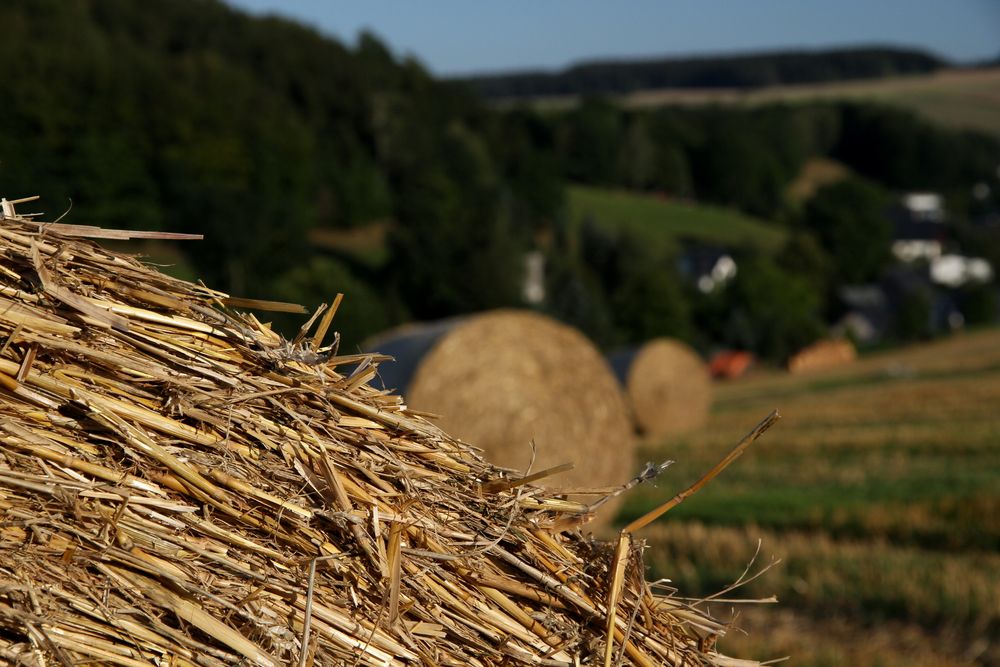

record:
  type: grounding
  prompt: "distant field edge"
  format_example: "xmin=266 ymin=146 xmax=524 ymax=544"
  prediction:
xmin=503 ymin=67 xmax=1000 ymax=138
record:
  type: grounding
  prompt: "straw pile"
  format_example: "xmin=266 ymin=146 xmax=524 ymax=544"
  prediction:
xmin=610 ymin=340 xmax=711 ymax=438
xmin=0 ymin=201 xmax=766 ymax=665
xmin=787 ymin=339 xmax=857 ymax=374
xmin=370 ymin=311 xmax=636 ymax=525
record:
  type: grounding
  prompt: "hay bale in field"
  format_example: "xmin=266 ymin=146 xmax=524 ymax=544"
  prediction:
xmin=0 ymin=200 xmax=762 ymax=666
xmin=610 ymin=339 xmax=711 ymax=437
xmin=788 ymin=338 xmax=857 ymax=374
xmin=367 ymin=311 xmax=636 ymax=523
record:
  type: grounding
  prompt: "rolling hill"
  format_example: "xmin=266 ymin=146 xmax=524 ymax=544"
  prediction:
xmin=567 ymin=185 xmax=787 ymax=253
xmin=514 ymin=66 xmax=1000 ymax=139
xmin=624 ymin=66 xmax=1000 ymax=139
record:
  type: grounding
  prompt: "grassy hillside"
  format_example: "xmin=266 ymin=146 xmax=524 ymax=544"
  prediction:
xmin=303 ymin=188 xmax=788 ymax=272
xmin=567 ymin=185 xmax=787 ymax=253
xmin=616 ymin=328 xmax=1000 ymax=665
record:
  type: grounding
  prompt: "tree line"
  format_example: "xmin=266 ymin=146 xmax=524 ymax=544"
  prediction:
xmin=521 ymin=98 xmax=1000 ymax=355
xmin=457 ymin=47 xmax=946 ymax=100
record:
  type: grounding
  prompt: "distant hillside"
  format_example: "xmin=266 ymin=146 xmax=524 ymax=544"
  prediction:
xmin=458 ymin=47 xmax=947 ymax=100
xmin=620 ymin=66 xmax=1000 ymax=139
xmin=567 ymin=186 xmax=787 ymax=254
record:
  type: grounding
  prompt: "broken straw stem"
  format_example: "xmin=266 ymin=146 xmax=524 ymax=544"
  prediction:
xmin=311 ymin=292 xmax=343 ymax=351
xmin=298 ymin=554 xmax=341 ymax=667
xmin=480 ymin=462 xmax=574 ymax=494
xmin=621 ymin=410 xmax=780 ymax=534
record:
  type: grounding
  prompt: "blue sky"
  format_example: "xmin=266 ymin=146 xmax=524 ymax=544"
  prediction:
xmin=226 ymin=1 xmax=1000 ymax=76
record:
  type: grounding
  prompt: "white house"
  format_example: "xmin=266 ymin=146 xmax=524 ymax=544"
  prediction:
xmin=679 ymin=246 xmax=738 ymax=294
xmin=930 ymin=254 xmax=994 ymax=288
xmin=890 ymin=192 xmax=946 ymax=263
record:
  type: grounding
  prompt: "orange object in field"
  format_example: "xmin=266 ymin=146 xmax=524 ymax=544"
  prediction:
xmin=709 ymin=350 xmax=753 ymax=379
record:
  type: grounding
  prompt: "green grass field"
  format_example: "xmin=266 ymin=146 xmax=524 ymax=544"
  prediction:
xmin=566 ymin=185 xmax=787 ymax=253
xmin=616 ymin=328 xmax=1000 ymax=665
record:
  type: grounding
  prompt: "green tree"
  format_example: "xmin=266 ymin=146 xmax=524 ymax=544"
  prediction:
xmin=648 ymin=111 xmax=698 ymax=197
xmin=958 ymin=283 xmax=998 ymax=326
xmin=692 ymin=117 xmax=786 ymax=217
xmin=271 ymin=256 xmax=389 ymax=350
xmin=576 ymin=221 xmax=693 ymax=346
xmin=611 ymin=258 xmax=693 ymax=344
xmin=542 ymin=251 xmax=616 ymax=347
xmin=893 ymin=286 xmax=933 ymax=342
xmin=385 ymin=119 xmax=528 ymax=318
xmin=777 ymin=231 xmax=834 ymax=298
xmin=558 ymin=98 xmax=623 ymax=184
xmin=489 ymin=109 xmax=565 ymax=231
xmin=654 ymin=145 xmax=694 ymax=198
xmin=617 ymin=116 xmax=658 ymax=191
xmin=804 ymin=178 xmax=891 ymax=285
xmin=699 ymin=257 xmax=825 ymax=362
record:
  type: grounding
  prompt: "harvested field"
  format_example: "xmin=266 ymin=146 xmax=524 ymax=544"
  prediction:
xmin=0 ymin=201 xmax=773 ymax=665
xmin=622 ymin=328 xmax=1000 ymax=665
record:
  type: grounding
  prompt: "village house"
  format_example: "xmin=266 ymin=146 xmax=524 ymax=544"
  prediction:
xmin=678 ymin=245 xmax=738 ymax=293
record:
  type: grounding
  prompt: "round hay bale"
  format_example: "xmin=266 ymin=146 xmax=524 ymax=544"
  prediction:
xmin=368 ymin=310 xmax=636 ymax=523
xmin=788 ymin=338 xmax=857 ymax=374
xmin=610 ymin=339 xmax=711 ymax=437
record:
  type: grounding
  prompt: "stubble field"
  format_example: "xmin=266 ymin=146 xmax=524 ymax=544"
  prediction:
xmin=617 ymin=328 xmax=1000 ymax=665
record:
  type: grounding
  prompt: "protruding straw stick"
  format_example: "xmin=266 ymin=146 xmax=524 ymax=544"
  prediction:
xmin=603 ymin=532 xmax=631 ymax=667
xmin=621 ymin=410 xmax=780 ymax=534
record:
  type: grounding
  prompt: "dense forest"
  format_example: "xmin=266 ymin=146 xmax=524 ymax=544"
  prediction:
xmin=1 ymin=0 xmax=998 ymax=361
xmin=457 ymin=47 xmax=947 ymax=100
xmin=0 ymin=0 xmax=552 ymax=346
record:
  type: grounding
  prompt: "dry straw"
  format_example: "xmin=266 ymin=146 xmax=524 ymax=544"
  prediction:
xmin=611 ymin=339 xmax=712 ymax=437
xmin=371 ymin=311 xmax=636 ymax=527
xmin=0 ymin=198 xmax=772 ymax=665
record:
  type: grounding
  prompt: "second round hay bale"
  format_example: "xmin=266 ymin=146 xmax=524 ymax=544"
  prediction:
xmin=610 ymin=338 xmax=711 ymax=437
xmin=373 ymin=310 xmax=636 ymax=521
xmin=788 ymin=338 xmax=857 ymax=373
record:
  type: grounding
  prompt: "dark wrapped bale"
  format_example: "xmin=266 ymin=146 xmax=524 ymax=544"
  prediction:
xmin=363 ymin=319 xmax=459 ymax=395
xmin=611 ymin=339 xmax=711 ymax=437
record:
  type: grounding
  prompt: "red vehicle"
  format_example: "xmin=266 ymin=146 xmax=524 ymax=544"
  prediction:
xmin=709 ymin=350 xmax=753 ymax=380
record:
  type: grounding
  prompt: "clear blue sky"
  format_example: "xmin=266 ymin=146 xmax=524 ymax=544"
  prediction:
xmin=225 ymin=0 xmax=999 ymax=76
